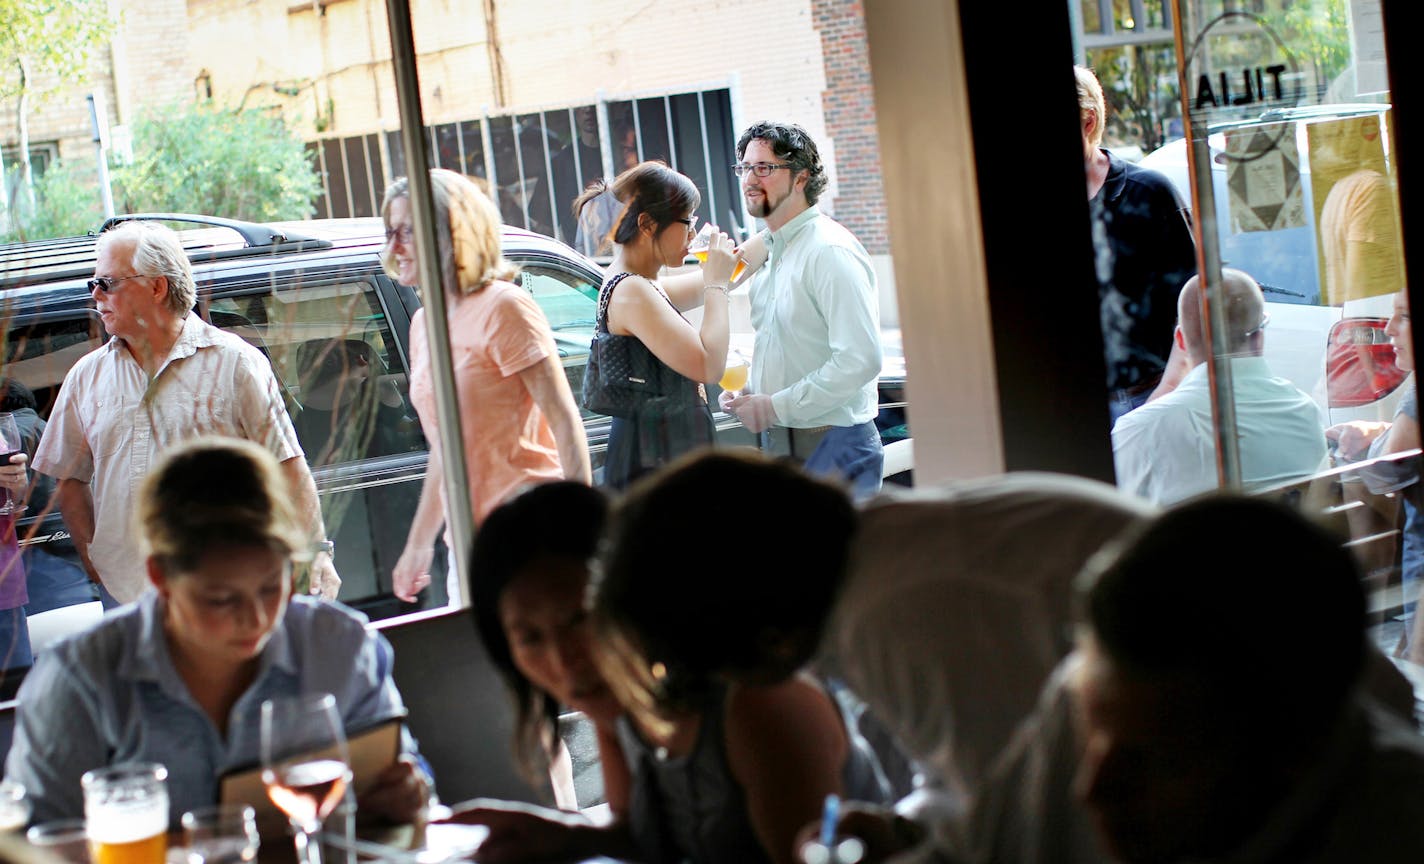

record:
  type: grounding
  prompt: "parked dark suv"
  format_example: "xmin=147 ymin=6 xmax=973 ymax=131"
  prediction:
xmin=1 ymin=214 xmax=910 ymax=653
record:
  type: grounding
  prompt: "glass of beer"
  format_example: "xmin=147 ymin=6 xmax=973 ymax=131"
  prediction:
xmin=688 ymin=224 xmax=747 ymax=283
xmin=719 ymin=350 xmax=750 ymax=394
xmin=81 ymin=763 xmax=169 ymax=864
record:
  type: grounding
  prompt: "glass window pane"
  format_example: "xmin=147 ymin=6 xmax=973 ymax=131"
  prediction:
xmin=516 ymin=112 xmax=557 ymax=239
xmin=458 ymin=120 xmax=486 ymax=179
xmin=1082 ymin=0 xmax=1103 ymax=33
xmin=433 ymin=122 xmax=460 ymax=173
xmin=321 ymin=139 xmax=349 ymax=218
xmin=488 ymin=116 xmax=523 ymax=229
xmin=634 ymin=98 xmax=672 ymax=166
xmin=343 ymin=136 xmax=374 ymax=218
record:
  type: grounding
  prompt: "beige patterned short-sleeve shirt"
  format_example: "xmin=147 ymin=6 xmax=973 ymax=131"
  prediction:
xmin=33 ymin=314 xmax=303 ymax=602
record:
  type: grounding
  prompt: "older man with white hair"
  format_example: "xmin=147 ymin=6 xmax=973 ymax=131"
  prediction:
xmin=33 ymin=221 xmax=338 ymax=605
xmin=1111 ymin=267 xmax=1327 ymax=505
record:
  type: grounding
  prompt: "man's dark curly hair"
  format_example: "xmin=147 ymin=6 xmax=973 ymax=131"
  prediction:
xmin=736 ymin=121 xmax=828 ymax=205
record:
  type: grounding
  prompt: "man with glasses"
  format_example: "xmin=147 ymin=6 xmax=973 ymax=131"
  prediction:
xmin=721 ymin=121 xmax=883 ymax=499
xmin=31 ymin=221 xmax=339 ymax=607
xmin=1111 ymin=268 xmax=1326 ymax=505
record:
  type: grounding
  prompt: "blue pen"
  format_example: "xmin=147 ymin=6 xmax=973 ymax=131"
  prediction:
xmin=820 ymin=793 xmax=840 ymax=849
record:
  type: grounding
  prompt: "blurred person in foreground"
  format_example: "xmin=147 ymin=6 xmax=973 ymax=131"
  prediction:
xmin=31 ymin=221 xmax=338 ymax=606
xmin=574 ymin=161 xmax=738 ymax=490
xmin=1077 ymin=66 xmax=1197 ymax=424
xmin=720 ymin=121 xmax=883 ymax=501
xmin=807 ymin=474 xmax=1155 ymax=863
xmin=3 ymin=437 xmax=425 ymax=826
xmin=1112 ymin=268 xmax=1325 ymax=505
xmin=441 ymin=457 xmax=889 ymax=864
xmin=1328 ymin=290 xmax=1422 ymax=660
xmin=973 ymin=495 xmax=1424 ymax=864
xmin=384 ymin=169 xmax=590 ymax=606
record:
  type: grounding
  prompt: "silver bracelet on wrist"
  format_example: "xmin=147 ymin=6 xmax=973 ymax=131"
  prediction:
xmin=704 ymin=283 xmax=730 ymax=296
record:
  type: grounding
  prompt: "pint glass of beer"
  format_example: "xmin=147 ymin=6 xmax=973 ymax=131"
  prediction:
xmin=82 ymin=763 xmax=169 ymax=864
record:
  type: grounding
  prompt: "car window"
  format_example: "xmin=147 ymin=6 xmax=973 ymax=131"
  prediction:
xmin=2 ymin=315 xmax=103 ymax=417
xmin=518 ymin=266 xmax=601 ymax=419
xmin=208 ymin=278 xmax=424 ymax=468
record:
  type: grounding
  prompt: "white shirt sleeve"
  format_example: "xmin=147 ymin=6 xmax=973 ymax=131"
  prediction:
xmin=769 ymin=244 xmax=882 ymax=426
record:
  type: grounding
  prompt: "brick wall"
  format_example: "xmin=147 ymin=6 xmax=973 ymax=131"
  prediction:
xmin=811 ymin=0 xmax=889 ymax=255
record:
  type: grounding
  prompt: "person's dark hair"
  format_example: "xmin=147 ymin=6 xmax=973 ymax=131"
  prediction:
xmin=591 ymin=450 xmax=856 ymax=728
xmin=468 ymin=481 xmax=610 ymax=779
xmin=571 ymin=161 xmax=699 ymax=252
xmin=736 ymin=121 xmax=828 ymax=205
xmin=0 ymin=379 xmax=38 ymax=413
xmin=1078 ymin=495 xmax=1366 ymax=736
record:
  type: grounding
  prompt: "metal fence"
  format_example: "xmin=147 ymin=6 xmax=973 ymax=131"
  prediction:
xmin=306 ymin=87 xmax=746 ymax=255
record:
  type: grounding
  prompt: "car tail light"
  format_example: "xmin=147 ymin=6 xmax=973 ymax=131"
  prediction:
xmin=1326 ymin=317 xmax=1408 ymax=408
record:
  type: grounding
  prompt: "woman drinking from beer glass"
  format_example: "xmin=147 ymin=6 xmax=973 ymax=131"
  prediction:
xmin=3 ymin=436 xmax=426 ymax=826
xmin=384 ymin=169 xmax=590 ymax=605
xmin=573 ymin=162 xmax=739 ymax=490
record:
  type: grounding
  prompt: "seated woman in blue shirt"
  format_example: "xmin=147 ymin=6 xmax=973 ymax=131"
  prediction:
xmin=3 ymin=436 xmax=426 ymax=826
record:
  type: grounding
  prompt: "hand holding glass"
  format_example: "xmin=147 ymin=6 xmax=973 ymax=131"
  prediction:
xmin=261 ymin=693 xmax=352 ymax=864
xmin=0 ymin=412 xmax=23 ymax=515
xmin=688 ymin=224 xmax=744 ymax=283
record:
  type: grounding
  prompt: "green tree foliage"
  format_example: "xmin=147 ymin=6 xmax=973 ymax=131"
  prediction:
xmin=1265 ymin=0 xmax=1351 ymax=94
xmin=0 ymin=159 xmax=103 ymax=242
xmin=112 ymin=102 xmax=321 ymax=222
xmin=1091 ymin=43 xmax=1182 ymax=155
xmin=0 ymin=0 xmax=115 ymax=222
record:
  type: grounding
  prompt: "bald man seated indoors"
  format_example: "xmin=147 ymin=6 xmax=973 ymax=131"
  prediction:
xmin=1111 ymin=268 xmax=1327 ymax=505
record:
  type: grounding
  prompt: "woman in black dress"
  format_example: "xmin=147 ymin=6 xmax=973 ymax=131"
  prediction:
xmin=575 ymin=161 xmax=738 ymax=489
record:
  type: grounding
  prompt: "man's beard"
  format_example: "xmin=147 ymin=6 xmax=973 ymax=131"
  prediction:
xmin=746 ymin=186 xmax=788 ymax=219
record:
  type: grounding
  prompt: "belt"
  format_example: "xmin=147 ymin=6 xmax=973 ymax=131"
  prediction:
xmin=785 ymin=425 xmax=836 ymax=459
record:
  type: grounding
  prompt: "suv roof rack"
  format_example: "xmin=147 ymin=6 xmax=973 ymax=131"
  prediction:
xmin=100 ymin=213 xmax=321 ymax=247
xmin=1 ymin=213 xmax=334 ymax=291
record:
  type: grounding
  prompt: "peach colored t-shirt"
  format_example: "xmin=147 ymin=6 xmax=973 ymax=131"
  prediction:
xmin=409 ymin=281 xmax=564 ymax=527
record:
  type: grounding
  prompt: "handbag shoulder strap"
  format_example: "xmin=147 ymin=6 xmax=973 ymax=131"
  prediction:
xmin=595 ymin=271 xmax=637 ymax=334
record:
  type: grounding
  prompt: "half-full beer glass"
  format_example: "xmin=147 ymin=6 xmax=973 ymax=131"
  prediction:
xmin=82 ymin=763 xmax=169 ymax=864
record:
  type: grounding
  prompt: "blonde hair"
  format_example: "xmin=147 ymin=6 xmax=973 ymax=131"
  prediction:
xmin=140 ymin=437 xmax=308 ymax=572
xmin=380 ymin=169 xmax=519 ymax=296
xmin=1075 ymin=65 xmax=1106 ymax=149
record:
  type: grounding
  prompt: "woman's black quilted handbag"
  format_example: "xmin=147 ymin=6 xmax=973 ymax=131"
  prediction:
xmin=583 ymin=273 xmax=677 ymax=418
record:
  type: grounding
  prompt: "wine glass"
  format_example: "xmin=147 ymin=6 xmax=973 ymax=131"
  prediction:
xmin=0 ymin=412 xmax=23 ymax=516
xmin=260 ymin=693 xmax=352 ymax=864
xmin=182 ymin=804 xmax=260 ymax=864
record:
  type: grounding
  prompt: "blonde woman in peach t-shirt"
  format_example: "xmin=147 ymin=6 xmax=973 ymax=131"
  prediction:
xmin=384 ymin=170 xmax=591 ymax=605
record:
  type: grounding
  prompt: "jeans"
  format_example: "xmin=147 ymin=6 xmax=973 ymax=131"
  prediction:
xmin=804 ymin=422 xmax=885 ymax=502
xmin=0 ymin=605 xmax=33 ymax=669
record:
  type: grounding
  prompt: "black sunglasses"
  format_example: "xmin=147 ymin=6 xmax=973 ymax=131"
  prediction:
xmin=87 ymin=274 xmax=147 ymax=293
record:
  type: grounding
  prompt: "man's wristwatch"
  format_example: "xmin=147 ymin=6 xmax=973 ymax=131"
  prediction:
xmin=315 ymin=539 xmax=335 ymax=557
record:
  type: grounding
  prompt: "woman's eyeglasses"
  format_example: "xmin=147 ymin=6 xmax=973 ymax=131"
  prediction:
xmin=674 ymin=216 xmax=700 ymax=236
xmin=385 ymin=225 xmax=415 ymax=245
